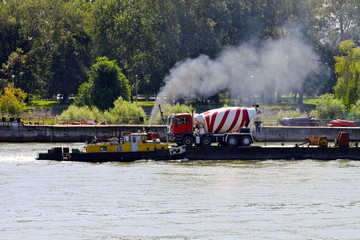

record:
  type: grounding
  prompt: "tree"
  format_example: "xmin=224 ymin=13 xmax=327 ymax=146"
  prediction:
xmin=1 ymin=48 xmax=37 ymax=94
xmin=74 ymin=81 xmax=92 ymax=107
xmin=350 ymin=99 xmax=360 ymax=115
xmin=0 ymin=84 xmax=27 ymax=116
xmin=334 ymin=40 xmax=360 ymax=110
xmin=0 ymin=1 xmax=28 ymax=66
xmin=15 ymin=0 xmax=91 ymax=98
xmin=47 ymin=35 xmax=90 ymax=101
xmin=1 ymin=0 xmax=358 ymax=101
xmin=321 ymin=0 xmax=360 ymax=42
xmin=76 ymin=57 xmax=131 ymax=110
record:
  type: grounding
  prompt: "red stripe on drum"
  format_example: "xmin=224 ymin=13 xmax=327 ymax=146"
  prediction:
xmin=203 ymin=110 xmax=210 ymax=115
xmin=225 ymin=108 xmax=240 ymax=133
xmin=214 ymin=108 xmax=231 ymax=133
xmin=240 ymin=108 xmax=249 ymax=127
xmin=204 ymin=113 xmax=210 ymax=132
xmin=208 ymin=111 xmax=218 ymax=133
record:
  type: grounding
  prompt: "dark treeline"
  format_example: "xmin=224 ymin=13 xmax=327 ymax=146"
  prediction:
xmin=0 ymin=0 xmax=359 ymax=101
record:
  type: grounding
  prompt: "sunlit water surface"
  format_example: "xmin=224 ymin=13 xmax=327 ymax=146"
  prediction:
xmin=1 ymin=143 xmax=360 ymax=239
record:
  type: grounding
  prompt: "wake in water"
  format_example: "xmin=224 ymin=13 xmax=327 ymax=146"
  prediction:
xmin=0 ymin=154 xmax=37 ymax=162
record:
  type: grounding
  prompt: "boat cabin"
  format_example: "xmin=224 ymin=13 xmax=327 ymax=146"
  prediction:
xmin=86 ymin=132 xmax=168 ymax=153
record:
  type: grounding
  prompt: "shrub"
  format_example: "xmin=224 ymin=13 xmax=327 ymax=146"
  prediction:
xmin=309 ymin=93 xmax=345 ymax=119
xmin=277 ymin=108 xmax=304 ymax=119
xmin=57 ymin=105 xmax=104 ymax=123
xmin=57 ymin=97 xmax=147 ymax=124
xmin=106 ymin=97 xmax=147 ymax=124
xmin=0 ymin=84 xmax=27 ymax=116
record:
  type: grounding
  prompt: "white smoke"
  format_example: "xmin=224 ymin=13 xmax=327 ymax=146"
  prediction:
xmin=150 ymin=30 xmax=321 ymax=123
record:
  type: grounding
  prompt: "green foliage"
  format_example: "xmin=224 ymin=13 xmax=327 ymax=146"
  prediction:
xmin=1 ymin=48 xmax=36 ymax=94
xmin=1 ymin=0 xmax=360 ymax=102
xmin=57 ymin=105 xmax=104 ymax=123
xmin=349 ymin=100 xmax=360 ymax=115
xmin=309 ymin=93 xmax=345 ymax=119
xmin=334 ymin=40 xmax=360 ymax=110
xmin=14 ymin=0 xmax=91 ymax=98
xmin=0 ymin=79 xmax=8 ymax=90
xmin=76 ymin=57 xmax=131 ymax=110
xmin=58 ymin=97 xmax=146 ymax=124
xmin=74 ymin=81 xmax=92 ymax=106
xmin=26 ymin=100 xmax=69 ymax=111
xmin=105 ymin=97 xmax=147 ymax=124
xmin=152 ymin=103 xmax=193 ymax=125
xmin=0 ymin=84 xmax=27 ymax=116
xmin=277 ymin=108 xmax=305 ymax=119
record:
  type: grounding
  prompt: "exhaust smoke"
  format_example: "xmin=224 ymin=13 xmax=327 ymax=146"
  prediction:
xmin=150 ymin=30 xmax=322 ymax=123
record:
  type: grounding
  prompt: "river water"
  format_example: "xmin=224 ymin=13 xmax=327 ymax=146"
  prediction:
xmin=1 ymin=143 xmax=360 ymax=240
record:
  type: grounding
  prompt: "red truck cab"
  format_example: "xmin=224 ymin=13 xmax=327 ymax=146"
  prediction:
xmin=168 ymin=113 xmax=193 ymax=144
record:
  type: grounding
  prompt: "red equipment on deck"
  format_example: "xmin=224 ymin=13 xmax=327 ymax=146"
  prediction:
xmin=335 ymin=132 xmax=349 ymax=147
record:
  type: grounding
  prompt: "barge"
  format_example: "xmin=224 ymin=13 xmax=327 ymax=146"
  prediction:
xmin=37 ymin=132 xmax=360 ymax=162
xmin=37 ymin=145 xmax=360 ymax=162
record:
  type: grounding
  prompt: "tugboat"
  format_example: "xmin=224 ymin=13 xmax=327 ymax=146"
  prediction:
xmin=37 ymin=132 xmax=186 ymax=162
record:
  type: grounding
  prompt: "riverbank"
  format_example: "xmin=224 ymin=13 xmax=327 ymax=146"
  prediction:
xmin=0 ymin=121 xmax=166 ymax=142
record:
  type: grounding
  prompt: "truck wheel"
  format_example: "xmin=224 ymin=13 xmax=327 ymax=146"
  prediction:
xmin=227 ymin=136 xmax=238 ymax=147
xmin=240 ymin=136 xmax=252 ymax=146
xmin=201 ymin=136 xmax=212 ymax=147
xmin=182 ymin=136 xmax=194 ymax=147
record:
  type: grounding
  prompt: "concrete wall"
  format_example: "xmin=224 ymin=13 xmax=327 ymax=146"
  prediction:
xmin=1 ymin=122 xmax=360 ymax=142
xmin=0 ymin=122 xmax=167 ymax=142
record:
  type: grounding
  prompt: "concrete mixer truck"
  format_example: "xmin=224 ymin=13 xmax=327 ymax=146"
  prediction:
xmin=167 ymin=105 xmax=262 ymax=147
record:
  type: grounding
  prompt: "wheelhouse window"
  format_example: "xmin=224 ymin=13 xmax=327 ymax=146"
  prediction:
xmin=139 ymin=135 xmax=146 ymax=142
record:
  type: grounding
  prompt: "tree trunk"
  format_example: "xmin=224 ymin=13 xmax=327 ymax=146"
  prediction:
xmin=260 ymin=91 xmax=265 ymax=104
xmin=277 ymin=90 xmax=282 ymax=104
xmin=298 ymin=91 xmax=303 ymax=105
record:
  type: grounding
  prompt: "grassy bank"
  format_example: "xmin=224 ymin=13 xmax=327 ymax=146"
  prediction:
xmin=17 ymin=95 xmax=318 ymax=125
xmin=25 ymin=100 xmax=70 ymax=111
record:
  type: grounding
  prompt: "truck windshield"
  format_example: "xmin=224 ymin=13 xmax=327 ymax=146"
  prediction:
xmin=175 ymin=117 xmax=189 ymax=126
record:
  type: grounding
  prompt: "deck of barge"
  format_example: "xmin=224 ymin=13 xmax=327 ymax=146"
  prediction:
xmin=37 ymin=145 xmax=360 ymax=162
xmin=184 ymin=146 xmax=360 ymax=161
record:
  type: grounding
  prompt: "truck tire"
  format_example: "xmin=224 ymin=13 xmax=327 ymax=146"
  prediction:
xmin=182 ymin=136 xmax=194 ymax=147
xmin=227 ymin=136 xmax=238 ymax=147
xmin=201 ymin=136 xmax=212 ymax=147
xmin=240 ymin=136 xmax=252 ymax=146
